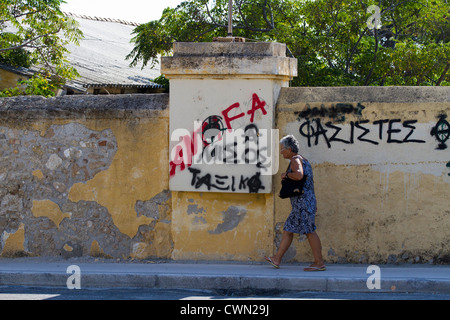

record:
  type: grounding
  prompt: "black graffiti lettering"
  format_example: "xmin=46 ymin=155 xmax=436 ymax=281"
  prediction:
xmin=202 ymin=115 xmax=226 ymax=145
xmin=196 ymin=173 xmax=212 ymax=190
xmin=256 ymin=147 xmax=268 ymax=169
xmin=189 ymin=167 xmax=224 ymax=191
xmin=373 ymin=119 xmax=389 ymax=140
xmin=298 ymin=104 xmax=326 ymax=118
xmin=202 ymin=142 xmax=221 ymax=164
xmin=199 ymin=122 xmax=268 ymax=165
xmin=188 ymin=167 xmax=265 ymax=193
xmin=403 ymin=120 xmax=426 ymax=143
xmin=231 ymin=176 xmax=236 ymax=192
xmin=188 ymin=167 xmax=201 ymax=186
xmin=431 ymin=115 xmax=450 ymax=150
xmin=355 ymin=120 xmax=378 ymax=145
xmin=299 ymin=117 xmax=427 ymax=148
xmin=230 ymin=142 xmax=238 ymax=164
xmin=219 ymin=142 xmax=235 ymax=164
xmin=355 ymin=103 xmax=366 ymax=116
xmin=298 ymin=102 xmax=366 ymax=122
xmin=350 ymin=122 xmax=355 ymax=144
xmin=336 ymin=103 xmax=355 ymax=115
xmin=244 ymin=124 xmax=259 ymax=164
xmin=326 ymin=122 xmax=352 ymax=145
xmin=299 ymin=119 xmax=331 ymax=148
xmin=387 ymin=119 xmax=403 ymax=143
xmin=314 ymin=119 xmax=331 ymax=148
xmin=239 ymin=176 xmax=249 ymax=190
xmin=247 ymin=172 xmax=265 ymax=193
xmin=213 ymin=175 xmax=231 ymax=191
xmin=299 ymin=119 xmax=314 ymax=147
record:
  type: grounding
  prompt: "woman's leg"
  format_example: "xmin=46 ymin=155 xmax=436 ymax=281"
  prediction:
xmin=305 ymin=231 xmax=325 ymax=267
xmin=269 ymin=230 xmax=294 ymax=266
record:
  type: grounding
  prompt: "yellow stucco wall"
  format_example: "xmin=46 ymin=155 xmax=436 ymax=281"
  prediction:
xmin=171 ymin=191 xmax=274 ymax=261
xmin=1 ymin=87 xmax=449 ymax=264
xmin=162 ymin=42 xmax=296 ymax=262
xmin=67 ymin=117 xmax=169 ymax=238
xmin=0 ymin=69 xmax=28 ymax=91
xmin=0 ymin=95 xmax=172 ymax=259
xmin=275 ymin=87 xmax=450 ymax=264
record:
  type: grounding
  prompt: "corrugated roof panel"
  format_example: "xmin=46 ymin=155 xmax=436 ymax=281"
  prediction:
xmin=64 ymin=14 xmax=161 ymax=89
xmin=1 ymin=13 xmax=162 ymax=92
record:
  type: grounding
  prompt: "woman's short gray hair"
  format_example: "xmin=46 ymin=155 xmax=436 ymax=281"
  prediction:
xmin=280 ymin=135 xmax=299 ymax=153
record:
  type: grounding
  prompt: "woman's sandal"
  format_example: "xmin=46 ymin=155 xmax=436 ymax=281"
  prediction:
xmin=264 ymin=257 xmax=280 ymax=269
xmin=304 ymin=265 xmax=326 ymax=272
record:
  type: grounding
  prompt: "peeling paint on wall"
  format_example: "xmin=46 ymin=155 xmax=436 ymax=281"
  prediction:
xmin=209 ymin=206 xmax=247 ymax=234
xmin=31 ymin=200 xmax=71 ymax=227
xmin=171 ymin=191 xmax=274 ymax=261
xmin=0 ymin=122 xmax=119 ymax=256
xmin=0 ymin=95 xmax=172 ymax=259
xmin=1 ymin=223 xmax=25 ymax=257
xmin=68 ymin=118 xmax=170 ymax=238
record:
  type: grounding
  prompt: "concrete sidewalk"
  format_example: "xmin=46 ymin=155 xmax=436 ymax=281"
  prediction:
xmin=0 ymin=258 xmax=449 ymax=294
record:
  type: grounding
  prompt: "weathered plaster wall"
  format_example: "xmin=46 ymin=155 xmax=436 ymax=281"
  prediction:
xmin=276 ymin=87 xmax=450 ymax=264
xmin=1 ymin=87 xmax=448 ymax=264
xmin=0 ymin=95 xmax=172 ymax=259
xmin=162 ymin=42 xmax=296 ymax=262
xmin=171 ymin=191 xmax=274 ymax=261
xmin=0 ymin=69 xmax=28 ymax=91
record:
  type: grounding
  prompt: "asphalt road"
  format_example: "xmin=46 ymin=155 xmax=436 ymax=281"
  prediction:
xmin=0 ymin=286 xmax=449 ymax=300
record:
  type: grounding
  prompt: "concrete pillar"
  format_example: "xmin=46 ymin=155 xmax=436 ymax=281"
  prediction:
xmin=161 ymin=42 xmax=297 ymax=261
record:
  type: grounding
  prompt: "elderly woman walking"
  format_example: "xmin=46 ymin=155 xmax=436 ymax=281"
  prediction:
xmin=265 ymin=135 xmax=325 ymax=271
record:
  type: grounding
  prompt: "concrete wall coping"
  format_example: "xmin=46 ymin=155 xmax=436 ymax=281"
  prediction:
xmin=278 ymin=86 xmax=450 ymax=104
xmin=0 ymin=94 xmax=169 ymax=120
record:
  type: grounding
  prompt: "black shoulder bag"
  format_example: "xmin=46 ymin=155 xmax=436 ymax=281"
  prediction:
xmin=278 ymin=160 xmax=307 ymax=199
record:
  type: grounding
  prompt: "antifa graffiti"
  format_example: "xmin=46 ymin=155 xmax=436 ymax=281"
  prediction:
xmin=299 ymin=118 xmax=426 ymax=148
xmin=201 ymin=115 xmax=226 ymax=145
xmin=170 ymin=93 xmax=270 ymax=178
xmin=200 ymin=123 xmax=270 ymax=167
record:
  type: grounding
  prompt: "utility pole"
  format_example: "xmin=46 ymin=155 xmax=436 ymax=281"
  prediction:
xmin=228 ymin=0 xmax=233 ymax=37
xmin=214 ymin=0 xmax=244 ymax=42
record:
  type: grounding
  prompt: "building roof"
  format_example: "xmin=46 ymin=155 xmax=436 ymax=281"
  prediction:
xmin=0 ymin=63 xmax=35 ymax=78
xmin=62 ymin=12 xmax=162 ymax=93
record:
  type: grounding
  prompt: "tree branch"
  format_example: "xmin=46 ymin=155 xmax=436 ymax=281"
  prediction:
xmin=261 ymin=0 xmax=274 ymax=29
xmin=0 ymin=25 xmax=62 ymax=53
xmin=364 ymin=28 xmax=379 ymax=85
xmin=436 ymin=62 xmax=449 ymax=86
xmin=345 ymin=27 xmax=369 ymax=74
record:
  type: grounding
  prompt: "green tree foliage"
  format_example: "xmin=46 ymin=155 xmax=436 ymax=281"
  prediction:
xmin=0 ymin=0 xmax=83 ymax=94
xmin=0 ymin=73 xmax=57 ymax=97
xmin=127 ymin=0 xmax=449 ymax=86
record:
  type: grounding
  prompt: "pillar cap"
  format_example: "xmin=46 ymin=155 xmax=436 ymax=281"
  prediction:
xmin=161 ymin=42 xmax=297 ymax=80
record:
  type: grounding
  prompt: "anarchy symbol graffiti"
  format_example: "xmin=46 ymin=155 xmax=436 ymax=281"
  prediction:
xmin=431 ymin=115 xmax=450 ymax=150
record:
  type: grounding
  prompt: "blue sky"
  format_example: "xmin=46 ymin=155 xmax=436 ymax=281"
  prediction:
xmin=61 ymin=0 xmax=186 ymax=24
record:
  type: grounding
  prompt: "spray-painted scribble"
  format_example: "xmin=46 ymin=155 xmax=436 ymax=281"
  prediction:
xmin=170 ymin=93 xmax=273 ymax=182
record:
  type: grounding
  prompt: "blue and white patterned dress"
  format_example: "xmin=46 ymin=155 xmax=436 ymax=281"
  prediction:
xmin=283 ymin=155 xmax=317 ymax=235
